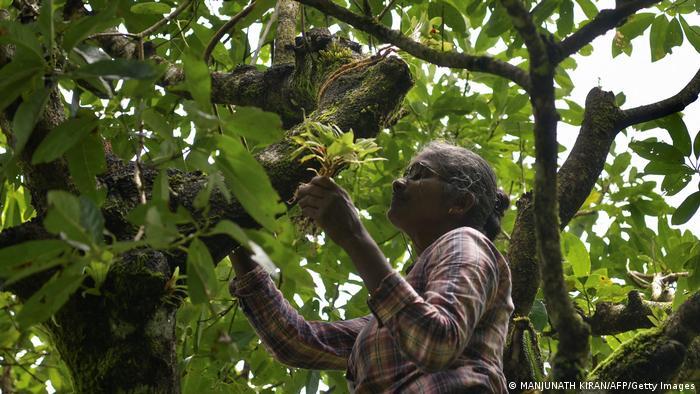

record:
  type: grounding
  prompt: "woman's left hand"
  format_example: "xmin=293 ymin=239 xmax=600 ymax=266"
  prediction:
xmin=296 ymin=176 xmax=366 ymax=248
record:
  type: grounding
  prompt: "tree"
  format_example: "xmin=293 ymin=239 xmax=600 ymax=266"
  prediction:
xmin=0 ymin=0 xmax=698 ymax=392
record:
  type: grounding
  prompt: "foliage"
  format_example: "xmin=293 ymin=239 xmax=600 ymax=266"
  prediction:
xmin=0 ymin=0 xmax=699 ymax=392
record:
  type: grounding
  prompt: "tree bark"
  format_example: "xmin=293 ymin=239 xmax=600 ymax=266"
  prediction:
xmin=0 ymin=27 xmax=412 ymax=393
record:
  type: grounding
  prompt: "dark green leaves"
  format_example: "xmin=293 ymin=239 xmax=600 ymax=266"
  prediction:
xmin=16 ymin=262 xmax=85 ymax=330
xmin=679 ymin=16 xmax=700 ymax=53
xmin=630 ymin=140 xmax=685 ymax=164
xmin=32 ymin=115 xmax=99 ymax=164
xmin=66 ymin=133 xmax=107 ymax=204
xmin=216 ymin=135 xmax=285 ymax=232
xmin=0 ymin=240 xmax=68 ymax=284
xmin=11 ymin=87 xmax=50 ymax=156
xmin=44 ymin=191 xmax=104 ymax=248
xmin=62 ymin=2 xmax=121 ymax=51
xmin=71 ymin=59 xmax=158 ymax=80
xmin=186 ymin=238 xmax=218 ymax=304
xmin=672 ymin=192 xmax=700 ymax=225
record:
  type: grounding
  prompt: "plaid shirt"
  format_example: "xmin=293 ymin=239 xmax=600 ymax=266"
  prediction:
xmin=230 ymin=227 xmax=513 ymax=393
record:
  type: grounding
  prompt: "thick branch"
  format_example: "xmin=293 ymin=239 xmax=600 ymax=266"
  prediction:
xmin=585 ymin=291 xmax=672 ymax=336
xmin=618 ymin=67 xmax=700 ymax=129
xmin=589 ymin=292 xmax=700 ymax=384
xmin=556 ymin=0 xmax=661 ymax=63
xmin=274 ymin=0 xmax=298 ymax=65
xmin=295 ymin=0 xmax=531 ymax=91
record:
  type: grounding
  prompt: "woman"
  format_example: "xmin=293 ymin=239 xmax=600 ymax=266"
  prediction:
xmin=229 ymin=142 xmax=514 ymax=393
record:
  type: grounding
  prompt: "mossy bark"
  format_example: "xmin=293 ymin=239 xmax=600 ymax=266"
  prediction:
xmin=0 ymin=29 xmax=412 ymax=393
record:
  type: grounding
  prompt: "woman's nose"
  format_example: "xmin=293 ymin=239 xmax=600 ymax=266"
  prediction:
xmin=392 ymin=179 xmax=406 ymax=194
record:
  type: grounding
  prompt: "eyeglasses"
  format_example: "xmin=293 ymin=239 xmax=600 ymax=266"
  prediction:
xmin=402 ymin=161 xmax=446 ymax=182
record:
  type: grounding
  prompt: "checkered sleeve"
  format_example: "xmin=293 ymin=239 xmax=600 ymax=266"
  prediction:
xmin=230 ymin=265 xmax=370 ymax=370
xmin=367 ymin=228 xmax=499 ymax=372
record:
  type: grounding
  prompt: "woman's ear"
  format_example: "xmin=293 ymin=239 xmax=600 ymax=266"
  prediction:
xmin=447 ymin=193 xmax=476 ymax=216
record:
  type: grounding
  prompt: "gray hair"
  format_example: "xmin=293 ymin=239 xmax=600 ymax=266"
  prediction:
xmin=418 ymin=141 xmax=509 ymax=240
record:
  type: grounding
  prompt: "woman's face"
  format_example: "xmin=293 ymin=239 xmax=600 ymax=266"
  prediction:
xmin=387 ymin=152 xmax=454 ymax=235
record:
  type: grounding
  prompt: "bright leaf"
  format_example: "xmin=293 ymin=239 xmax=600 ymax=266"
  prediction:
xmin=562 ymin=232 xmax=591 ymax=277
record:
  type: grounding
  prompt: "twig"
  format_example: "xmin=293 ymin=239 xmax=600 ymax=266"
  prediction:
xmin=618 ymin=67 xmax=700 ymax=129
xmin=250 ymin=6 xmax=277 ymax=65
xmin=204 ymin=1 xmax=257 ymax=65
xmin=138 ymin=0 xmax=194 ymax=38
xmin=377 ymin=0 xmax=398 ymax=21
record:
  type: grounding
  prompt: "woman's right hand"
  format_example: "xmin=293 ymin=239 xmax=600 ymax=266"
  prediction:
xmin=230 ymin=247 xmax=258 ymax=276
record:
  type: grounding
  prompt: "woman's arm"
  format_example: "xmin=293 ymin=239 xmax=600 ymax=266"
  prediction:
xmin=366 ymin=228 xmax=500 ymax=371
xmin=230 ymin=250 xmax=370 ymax=370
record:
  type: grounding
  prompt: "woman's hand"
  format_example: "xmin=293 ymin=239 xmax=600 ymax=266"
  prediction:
xmin=296 ymin=176 xmax=366 ymax=248
xmin=230 ymin=247 xmax=258 ymax=276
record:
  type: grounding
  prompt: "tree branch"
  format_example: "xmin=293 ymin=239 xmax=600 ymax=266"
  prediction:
xmin=589 ymin=292 xmax=700 ymax=383
xmin=556 ymin=0 xmax=661 ymax=63
xmin=500 ymin=0 xmax=590 ymax=382
xmin=204 ymin=1 xmax=257 ymax=64
xmin=295 ymin=0 xmax=532 ymax=91
xmin=618 ymin=67 xmax=700 ymax=129
xmin=499 ymin=0 xmax=547 ymax=65
xmin=274 ymin=0 xmax=299 ymax=65
xmin=137 ymin=0 xmax=193 ymax=39
xmin=585 ymin=291 xmax=671 ymax=336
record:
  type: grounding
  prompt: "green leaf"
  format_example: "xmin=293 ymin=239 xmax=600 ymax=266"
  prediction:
xmin=32 ymin=116 xmax=99 ymax=164
xmin=664 ymin=17 xmax=684 ymax=53
xmin=71 ymin=59 xmax=158 ymax=80
xmin=44 ymin=191 xmax=93 ymax=247
xmin=562 ymin=232 xmax=591 ymax=277
xmin=186 ymin=238 xmax=218 ymax=304
xmin=65 ymin=133 xmax=107 ymax=204
xmin=655 ymin=113 xmax=691 ymax=156
xmin=38 ymin=0 xmax=54 ymax=52
xmin=679 ymin=16 xmax=700 ymax=53
xmin=649 ymin=15 xmax=669 ymax=62
xmin=16 ymin=262 xmax=84 ymax=330
xmin=216 ymin=135 xmax=285 ymax=232
xmin=0 ymin=240 xmax=68 ymax=279
xmin=208 ymin=220 xmax=252 ymax=249
xmin=557 ymin=0 xmax=574 ymax=36
xmin=0 ymin=58 xmax=44 ymax=112
xmin=78 ymin=196 xmax=105 ymax=245
xmin=532 ymin=0 xmax=561 ymax=25
xmin=629 ymin=140 xmax=685 ymax=164
xmin=130 ymin=2 xmax=172 ymax=14
xmin=62 ymin=1 xmax=120 ymax=51
xmin=693 ymin=128 xmax=700 ymax=159
xmin=11 ymin=87 xmax=50 ymax=156
xmin=672 ymin=191 xmax=700 ymax=225
xmin=183 ymin=49 xmax=211 ymax=110
xmin=223 ymin=106 xmax=283 ymax=145
xmin=619 ymin=13 xmax=655 ymax=42
xmin=428 ymin=1 xmax=466 ymax=34
xmin=0 ymin=21 xmax=44 ymax=62
xmin=575 ymin=0 xmax=598 ymax=19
